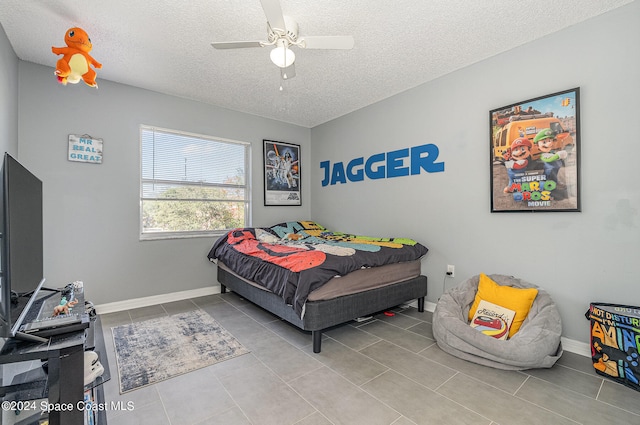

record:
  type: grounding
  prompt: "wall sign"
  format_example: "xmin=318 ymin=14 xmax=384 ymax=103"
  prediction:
xmin=320 ymin=143 xmax=444 ymax=186
xmin=68 ymin=134 xmax=103 ymax=164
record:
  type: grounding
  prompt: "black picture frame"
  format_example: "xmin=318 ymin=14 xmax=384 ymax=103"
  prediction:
xmin=490 ymin=87 xmax=581 ymax=212
xmin=263 ymin=140 xmax=301 ymax=206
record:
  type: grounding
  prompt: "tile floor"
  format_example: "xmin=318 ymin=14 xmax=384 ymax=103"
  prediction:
xmin=99 ymin=293 xmax=640 ymax=425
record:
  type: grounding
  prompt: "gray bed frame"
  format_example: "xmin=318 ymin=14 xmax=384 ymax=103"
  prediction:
xmin=217 ymin=264 xmax=428 ymax=353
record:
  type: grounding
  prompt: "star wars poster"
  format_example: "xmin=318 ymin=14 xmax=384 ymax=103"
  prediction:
xmin=264 ymin=140 xmax=301 ymax=206
xmin=490 ymin=88 xmax=581 ymax=212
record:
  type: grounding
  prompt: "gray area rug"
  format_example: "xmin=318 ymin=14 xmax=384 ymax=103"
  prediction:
xmin=112 ymin=310 xmax=249 ymax=393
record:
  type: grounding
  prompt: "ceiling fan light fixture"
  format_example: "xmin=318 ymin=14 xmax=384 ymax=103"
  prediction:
xmin=270 ymin=40 xmax=295 ymax=68
xmin=210 ymin=1 xmax=354 ymax=81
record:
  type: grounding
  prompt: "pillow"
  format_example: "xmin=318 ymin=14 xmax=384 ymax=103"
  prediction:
xmin=269 ymin=221 xmax=326 ymax=238
xmin=468 ymin=273 xmax=538 ymax=338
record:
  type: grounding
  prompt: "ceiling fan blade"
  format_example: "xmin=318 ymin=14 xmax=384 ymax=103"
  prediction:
xmin=260 ymin=0 xmax=286 ymax=33
xmin=211 ymin=41 xmax=264 ymax=49
xmin=299 ymin=36 xmax=354 ymax=50
xmin=281 ymin=64 xmax=296 ymax=80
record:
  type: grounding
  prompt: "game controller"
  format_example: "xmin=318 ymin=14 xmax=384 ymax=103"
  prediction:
xmin=60 ymin=283 xmax=75 ymax=301
xmin=61 ymin=281 xmax=83 ymax=298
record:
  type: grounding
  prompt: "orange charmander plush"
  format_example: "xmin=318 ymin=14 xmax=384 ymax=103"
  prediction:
xmin=51 ymin=27 xmax=102 ymax=87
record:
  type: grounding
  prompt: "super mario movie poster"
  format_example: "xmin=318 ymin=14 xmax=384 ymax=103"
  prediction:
xmin=490 ymin=88 xmax=580 ymax=212
xmin=264 ymin=140 xmax=301 ymax=206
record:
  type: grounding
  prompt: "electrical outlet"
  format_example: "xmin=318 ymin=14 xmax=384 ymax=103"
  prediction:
xmin=446 ymin=264 xmax=455 ymax=277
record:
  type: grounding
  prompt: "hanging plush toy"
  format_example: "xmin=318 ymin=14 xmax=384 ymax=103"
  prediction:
xmin=51 ymin=27 xmax=102 ymax=88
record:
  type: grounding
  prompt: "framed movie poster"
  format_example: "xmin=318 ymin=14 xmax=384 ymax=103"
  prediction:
xmin=490 ymin=87 xmax=581 ymax=212
xmin=263 ymin=140 xmax=301 ymax=206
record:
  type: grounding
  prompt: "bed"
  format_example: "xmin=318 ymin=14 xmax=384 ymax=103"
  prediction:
xmin=207 ymin=221 xmax=429 ymax=353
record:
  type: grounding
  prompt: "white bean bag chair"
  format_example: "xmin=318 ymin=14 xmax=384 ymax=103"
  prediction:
xmin=432 ymin=274 xmax=563 ymax=370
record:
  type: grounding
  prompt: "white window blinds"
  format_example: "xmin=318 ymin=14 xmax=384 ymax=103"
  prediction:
xmin=140 ymin=126 xmax=250 ymax=239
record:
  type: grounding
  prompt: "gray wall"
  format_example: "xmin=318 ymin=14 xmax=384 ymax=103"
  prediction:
xmin=4 ymin=3 xmax=639 ymax=345
xmin=17 ymin=61 xmax=310 ymax=305
xmin=0 ymin=23 xmax=18 ymax=157
xmin=310 ymin=2 xmax=640 ymax=343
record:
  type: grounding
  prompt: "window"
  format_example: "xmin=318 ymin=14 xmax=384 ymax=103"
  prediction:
xmin=140 ymin=126 xmax=250 ymax=240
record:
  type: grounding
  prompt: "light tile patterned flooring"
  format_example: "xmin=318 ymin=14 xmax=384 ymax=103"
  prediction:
xmin=99 ymin=293 xmax=640 ymax=425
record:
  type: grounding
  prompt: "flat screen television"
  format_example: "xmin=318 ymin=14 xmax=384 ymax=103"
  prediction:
xmin=0 ymin=152 xmax=47 ymax=342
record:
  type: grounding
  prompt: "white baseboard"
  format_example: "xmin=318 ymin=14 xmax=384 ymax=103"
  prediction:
xmin=423 ymin=300 xmax=590 ymax=358
xmin=560 ymin=337 xmax=591 ymax=357
xmin=96 ymin=290 xmax=591 ymax=358
xmin=425 ymin=300 xmax=437 ymax=312
xmin=94 ymin=286 xmax=220 ymax=315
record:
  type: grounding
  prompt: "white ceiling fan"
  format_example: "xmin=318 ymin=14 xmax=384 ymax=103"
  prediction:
xmin=211 ymin=0 xmax=354 ymax=80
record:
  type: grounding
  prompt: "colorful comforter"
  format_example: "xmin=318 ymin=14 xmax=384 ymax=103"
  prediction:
xmin=207 ymin=221 xmax=429 ymax=316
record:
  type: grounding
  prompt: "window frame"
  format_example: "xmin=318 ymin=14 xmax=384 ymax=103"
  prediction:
xmin=139 ymin=125 xmax=251 ymax=241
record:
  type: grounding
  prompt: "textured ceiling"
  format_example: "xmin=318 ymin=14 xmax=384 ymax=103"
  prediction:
xmin=0 ymin=0 xmax=634 ymax=128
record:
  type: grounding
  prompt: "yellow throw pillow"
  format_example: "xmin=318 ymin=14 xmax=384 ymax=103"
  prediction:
xmin=468 ymin=273 xmax=538 ymax=338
